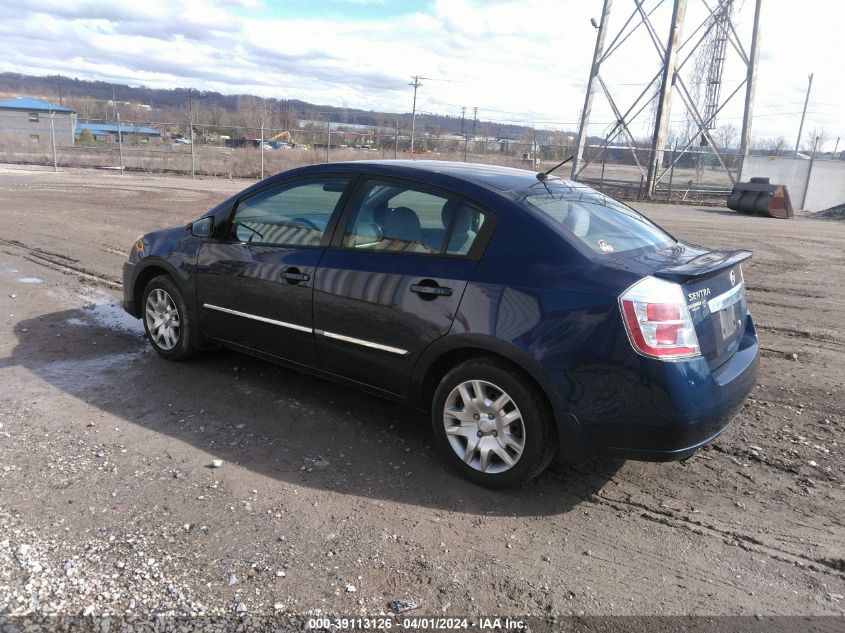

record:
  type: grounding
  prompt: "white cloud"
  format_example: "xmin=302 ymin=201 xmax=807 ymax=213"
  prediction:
xmin=0 ymin=0 xmax=842 ymax=144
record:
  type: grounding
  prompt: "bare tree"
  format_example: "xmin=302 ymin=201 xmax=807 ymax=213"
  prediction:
xmin=709 ymin=123 xmax=739 ymax=168
xmin=756 ymin=135 xmax=787 ymax=156
xmin=712 ymin=123 xmax=739 ymax=152
xmin=235 ymin=95 xmax=263 ymax=130
xmin=803 ymin=127 xmax=830 ymax=156
xmin=206 ymin=105 xmax=229 ymax=128
xmin=768 ymin=135 xmax=787 ymax=156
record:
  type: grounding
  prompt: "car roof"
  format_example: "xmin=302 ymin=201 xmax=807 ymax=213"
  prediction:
xmin=319 ymin=160 xmax=578 ymax=192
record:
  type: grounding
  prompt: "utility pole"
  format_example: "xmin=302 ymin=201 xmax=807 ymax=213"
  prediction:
xmin=117 ymin=112 xmax=124 ymax=171
xmin=460 ymin=106 xmax=468 ymax=161
xmin=188 ymin=91 xmax=195 ymax=179
xmin=260 ymin=116 xmax=265 ymax=180
xmin=326 ymin=121 xmax=331 ymax=163
xmin=833 ymin=136 xmax=840 ymax=160
xmin=49 ymin=109 xmax=57 ymax=172
xmin=645 ymin=0 xmax=687 ymax=198
xmin=112 ymin=86 xmax=117 ymax=122
xmin=472 ymin=107 xmax=478 ymax=135
xmin=394 ymin=120 xmax=399 ymax=159
xmin=794 ymin=72 xmax=813 ymax=157
xmin=409 ymin=75 xmax=425 ymax=154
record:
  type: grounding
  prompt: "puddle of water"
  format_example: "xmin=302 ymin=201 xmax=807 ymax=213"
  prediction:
xmin=17 ymin=277 xmax=43 ymax=284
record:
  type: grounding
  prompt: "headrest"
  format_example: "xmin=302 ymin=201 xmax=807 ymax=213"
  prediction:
xmin=385 ymin=206 xmax=421 ymax=242
xmin=441 ymin=200 xmax=472 ymax=234
xmin=563 ymin=205 xmax=590 ymax=237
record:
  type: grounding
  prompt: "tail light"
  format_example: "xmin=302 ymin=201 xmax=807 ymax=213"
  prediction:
xmin=619 ymin=276 xmax=700 ymax=360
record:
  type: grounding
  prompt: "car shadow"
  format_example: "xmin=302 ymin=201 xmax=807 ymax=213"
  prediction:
xmin=4 ymin=307 xmax=621 ymax=516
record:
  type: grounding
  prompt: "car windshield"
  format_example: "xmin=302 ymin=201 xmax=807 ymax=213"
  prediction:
xmin=510 ymin=180 xmax=676 ymax=255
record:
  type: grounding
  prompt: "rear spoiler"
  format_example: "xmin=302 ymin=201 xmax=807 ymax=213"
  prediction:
xmin=653 ymin=250 xmax=752 ymax=284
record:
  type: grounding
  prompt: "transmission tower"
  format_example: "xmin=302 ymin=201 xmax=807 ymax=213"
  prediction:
xmin=702 ymin=0 xmax=732 ymax=130
xmin=571 ymin=0 xmax=763 ymax=198
xmin=688 ymin=0 xmax=734 ymax=182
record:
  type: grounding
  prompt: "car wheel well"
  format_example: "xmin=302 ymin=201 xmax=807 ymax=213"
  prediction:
xmin=133 ymin=266 xmax=170 ymax=317
xmin=420 ymin=348 xmax=554 ymax=417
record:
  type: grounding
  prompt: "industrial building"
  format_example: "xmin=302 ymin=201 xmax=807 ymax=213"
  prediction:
xmin=0 ymin=97 xmax=76 ymax=146
xmin=74 ymin=122 xmax=162 ymax=144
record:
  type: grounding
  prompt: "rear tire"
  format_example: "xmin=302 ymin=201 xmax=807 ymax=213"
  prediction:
xmin=431 ymin=358 xmax=556 ymax=489
xmin=141 ymin=275 xmax=198 ymax=361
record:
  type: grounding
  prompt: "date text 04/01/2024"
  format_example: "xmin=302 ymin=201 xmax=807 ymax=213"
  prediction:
xmin=304 ymin=616 xmax=527 ymax=630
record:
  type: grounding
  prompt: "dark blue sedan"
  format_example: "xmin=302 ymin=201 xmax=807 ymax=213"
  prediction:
xmin=122 ymin=161 xmax=759 ymax=488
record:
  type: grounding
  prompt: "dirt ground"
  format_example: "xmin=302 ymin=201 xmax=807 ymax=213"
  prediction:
xmin=0 ymin=164 xmax=842 ymax=620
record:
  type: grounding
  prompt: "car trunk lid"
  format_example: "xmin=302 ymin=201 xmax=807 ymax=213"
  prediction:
xmin=655 ymin=249 xmax=751 ymax=369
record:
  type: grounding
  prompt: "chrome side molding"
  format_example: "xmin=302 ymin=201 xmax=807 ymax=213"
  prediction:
xmin=202 ymin=304 xmax=409 ymax=355
xmin=202 ymin=304 xmax=313 ymax=333
xmin=315 ymin=329 xmax=409 ymax=356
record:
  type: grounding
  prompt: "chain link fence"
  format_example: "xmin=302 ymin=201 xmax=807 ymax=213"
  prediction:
xmin=0 ymin=113 xmax=757 ymax=203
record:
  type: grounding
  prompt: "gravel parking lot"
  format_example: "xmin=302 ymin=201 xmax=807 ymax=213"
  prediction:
xmin=0 ymin=164 xmax=842 ymax=620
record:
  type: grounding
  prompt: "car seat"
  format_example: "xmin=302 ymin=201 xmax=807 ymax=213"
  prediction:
xmin=384 ymin=206 xmax=424 ymax=251
xmin=442 ymin=200 xmax=477 ymax=255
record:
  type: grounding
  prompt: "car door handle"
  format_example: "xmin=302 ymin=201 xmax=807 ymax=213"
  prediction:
xmin=281 ymin=268 xmax=310 ymax=284
xmin=411 ymin=283 xmax=452 ymax=297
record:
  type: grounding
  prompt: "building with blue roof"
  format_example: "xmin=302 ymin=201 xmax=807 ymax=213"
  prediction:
xmin=0 ymin=97 xmax=77 ymax=146
xmin=0 ymin=98 xmax=75 ymax=113
xmin=75 ymin=122 xmax=162 ymax=144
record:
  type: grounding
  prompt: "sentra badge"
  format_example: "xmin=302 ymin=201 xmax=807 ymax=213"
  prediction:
xmin=688 ymin=288 xmax=711 ymax=301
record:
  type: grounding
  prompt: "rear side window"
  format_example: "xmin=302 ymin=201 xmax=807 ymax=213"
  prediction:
xmin=231 ymin=178 xmax=350 ymax=246
xmin=342 ymin=180 xmax=486 ymax=256
xmin=512 ymin=181 xmax=675 ymax=254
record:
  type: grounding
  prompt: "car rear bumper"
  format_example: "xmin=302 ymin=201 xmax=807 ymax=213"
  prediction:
xmin=573 ymin=314 xmax=759 ymax=461
xmin=602 ymin=419 xmax=732 ymax=461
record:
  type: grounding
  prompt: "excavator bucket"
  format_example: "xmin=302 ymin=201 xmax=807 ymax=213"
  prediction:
xmin=726 ymin=177 xmax=794 ymax=219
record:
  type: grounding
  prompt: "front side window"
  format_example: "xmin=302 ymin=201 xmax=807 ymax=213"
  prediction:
xmin=511 ymin=180 xmax=675 ymax=255
xmin=342 ymin=180 xmax=486 ymax=256
xmin=230 ymin=178 xmax=350 ymax=246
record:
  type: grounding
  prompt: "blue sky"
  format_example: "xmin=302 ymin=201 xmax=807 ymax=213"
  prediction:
xmin=0 ymin=0 xmax=842 ymax=148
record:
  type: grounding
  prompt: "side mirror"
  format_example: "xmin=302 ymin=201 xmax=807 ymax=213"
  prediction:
xmin=190 ymin=216 xmax=214 ymax=238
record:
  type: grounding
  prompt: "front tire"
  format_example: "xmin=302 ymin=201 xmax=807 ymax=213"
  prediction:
xmin=431 ymin=358 xmax=556 ymax=489
xmin=141 ymin=275 xmax=197 ymax=361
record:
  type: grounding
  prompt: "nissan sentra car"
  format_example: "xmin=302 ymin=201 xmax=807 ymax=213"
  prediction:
xmin=122 ymin=161 xmax=759 ymax=488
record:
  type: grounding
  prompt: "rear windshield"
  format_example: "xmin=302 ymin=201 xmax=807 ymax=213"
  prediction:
xmin=510 ymin=180 xmax=675 ymax=255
